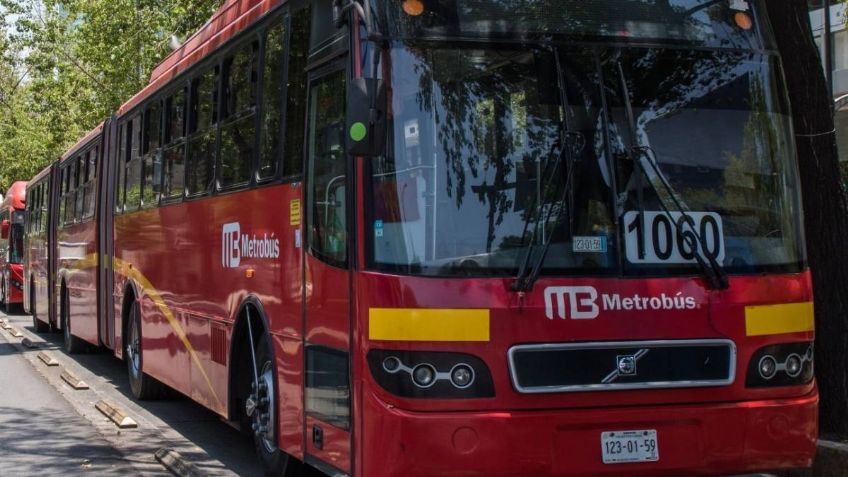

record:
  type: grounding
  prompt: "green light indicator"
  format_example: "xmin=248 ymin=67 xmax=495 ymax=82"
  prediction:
xmin=350 ymin=122 xmax=367 ymax=142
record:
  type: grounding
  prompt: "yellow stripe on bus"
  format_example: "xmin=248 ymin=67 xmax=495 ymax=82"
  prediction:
xmin=369 ymin=308 xmax=490 ymax=342
xmin=745 ymin=301 xmax=815 ymax=337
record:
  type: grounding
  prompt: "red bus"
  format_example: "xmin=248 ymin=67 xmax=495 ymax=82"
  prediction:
xmin=1 ymin=181 xmax=27 ymax=311
xmin=25 ymin=0 xmax=817 ymax=476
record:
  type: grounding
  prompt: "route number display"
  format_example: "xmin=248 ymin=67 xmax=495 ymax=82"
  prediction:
xmin=624 ymin=211 xmax=725 ymax=265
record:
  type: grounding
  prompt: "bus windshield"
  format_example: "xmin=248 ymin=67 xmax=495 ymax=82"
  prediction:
xmin=366 ymin=1 xmax=804 ymax=278
xmin=9 ymin=222 xmax=23 ymax=264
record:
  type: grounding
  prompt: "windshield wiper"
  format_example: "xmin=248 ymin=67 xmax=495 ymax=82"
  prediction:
xmin=615 ymin=61 xmax=729 ymax=290
xmin=512 ymin=48 xmax=582 ymax=293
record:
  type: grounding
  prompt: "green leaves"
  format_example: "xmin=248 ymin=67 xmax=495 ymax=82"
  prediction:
xmin=0 ymin=0 xmax=222 ymax=191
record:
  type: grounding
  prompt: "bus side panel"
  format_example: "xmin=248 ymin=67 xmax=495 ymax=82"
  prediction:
xmin=62 ymin=221 xmax=99 ymax=345
xmin=115 ymin=206 xmax=191 ymax=397
xmin=113 ymin=183 xmax=299 ymax=417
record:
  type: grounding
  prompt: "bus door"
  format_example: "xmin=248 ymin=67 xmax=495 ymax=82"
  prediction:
xmin=97 ymin=118 xmax=117 ymax=349
xmin=303 ymin=60 xmax=353 ymax=476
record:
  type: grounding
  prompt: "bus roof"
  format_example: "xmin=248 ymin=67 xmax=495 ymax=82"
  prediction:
xmin=118 ymin=0 xmax=281 ymax=115
xmin=61 ymin=122 xmax=105 ymax=163
xmin=30 ymin=162 xmax=52 ymax=185
xmin=2 ymin=181 xmax=27 ymax=211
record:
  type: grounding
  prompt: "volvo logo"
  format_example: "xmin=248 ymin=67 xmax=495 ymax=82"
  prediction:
xmin=602 ymin=349 xmax=650 ymax=384
xmin=617 ymin=355 xmax=638 ymax=375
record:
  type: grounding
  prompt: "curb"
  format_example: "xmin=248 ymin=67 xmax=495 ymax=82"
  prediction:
xmin=784 ymin=439 xmax=848 ymax=477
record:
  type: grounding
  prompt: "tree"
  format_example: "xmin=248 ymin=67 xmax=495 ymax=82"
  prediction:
xmin=767 ymin=0 xmax=848 ymax=439
xmin=0 ymin=0 xmax=222 ymax=190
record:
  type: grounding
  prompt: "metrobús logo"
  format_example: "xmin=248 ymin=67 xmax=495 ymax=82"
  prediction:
xmin=544 ymin=286 xmax=699 ymax=320
xmin=222 ymin=222 xmax=280 ymax=268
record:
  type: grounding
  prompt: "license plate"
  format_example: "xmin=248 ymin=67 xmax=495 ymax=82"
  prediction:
xmin=601 ymin=430 xmax=659 ymax=464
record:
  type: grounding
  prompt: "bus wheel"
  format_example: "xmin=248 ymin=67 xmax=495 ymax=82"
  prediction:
xmin=61 ymin=285 xmax=87 ymax=353
xmin=126 ymin=298 xmax=165 ymax=400
xmin=31 ymin=279 xmax=48 ymax=333
xmin=249 ymin=334 xmax=296 ymax=477
xmin=1 ymin=276 xmax=7 ymax=312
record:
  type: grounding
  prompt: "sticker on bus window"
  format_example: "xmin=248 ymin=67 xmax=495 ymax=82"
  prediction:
xmin=573 ymin=236 xmax=607 ymax=254
xmin=730 ymin=0 xmax=749 ymax=11
xmin=290 ymin=200 xmax=301 ymax=226
xmin=374 ymin=220 xmax=384 ymax=238
xmin=623 ymin=211 xmax=725 ymax=265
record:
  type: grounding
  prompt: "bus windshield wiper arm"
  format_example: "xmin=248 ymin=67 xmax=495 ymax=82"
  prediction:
xmin=615 ymin=61 xmax=729 ymax=291
xmin=512 ymin=48 xmax=581 ymax=293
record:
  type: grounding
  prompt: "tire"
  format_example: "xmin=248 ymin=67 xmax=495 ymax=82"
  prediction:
xmin=1 ymin=276 xmax=8 ymax=312
xmin=250 ymin=333 xmax=300 ymax=477
xmin=31 ymin=279 xmax=48 ymax=333
xmin=126 ymin=298 xmax=166 ymax=400
xmin=61 ymin=285 xmax=87 ymax=354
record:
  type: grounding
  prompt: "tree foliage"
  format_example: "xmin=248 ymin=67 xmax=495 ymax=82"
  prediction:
xmin=0 ymin=0 xmax=222 ymax=191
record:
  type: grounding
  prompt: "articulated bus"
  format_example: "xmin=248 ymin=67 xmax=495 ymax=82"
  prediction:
xmin=0 ymin=181 xmax=27 ymax=311
xmin=24 ymin=0 xmax=817 ymax=475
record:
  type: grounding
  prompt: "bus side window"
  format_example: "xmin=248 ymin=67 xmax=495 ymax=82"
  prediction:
xmin=116 ymin=122 xmax=127 ymax=214
xmin=142 ymin=101 xmax=163 ymax=207
xmin=59 ymin=165 xmax=68 ymax=226
xmin=164 ymin=87 xmax=187 ymax=199
xmin=258 ymin=20 xmax=287 ymax=181
xmin=86 ymin=144 xmax=97 ymax=219
xmin=307 ymin=69 xmax=347 ymax=267
xmin=75 ymin=154 xmax=85 ymax=222
xmin=41 ymin=180 xmax=48 ymax=232
xmin=125 ymin=115 xmax=143 ymax=211
xmin=283 ymin=9 xmax=311 ymax=179
xmin=219 ymin=39 xmax=259 ymax=188
xmin=187 ymin=66 xmax=219 ymax=196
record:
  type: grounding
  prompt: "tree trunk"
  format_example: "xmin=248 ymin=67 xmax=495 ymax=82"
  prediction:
xmin=767 ymin=0 xmax=848 ymax=439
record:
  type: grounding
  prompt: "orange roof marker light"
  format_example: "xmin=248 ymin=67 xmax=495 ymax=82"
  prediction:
xmin=734 ymin=12 xmax=753 ymax=30
xmin=403 ymin=0 xmax=425 ymax=17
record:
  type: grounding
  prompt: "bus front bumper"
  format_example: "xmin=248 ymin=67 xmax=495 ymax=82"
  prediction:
xmin=361 ymin=390 xmax=817 ymax=477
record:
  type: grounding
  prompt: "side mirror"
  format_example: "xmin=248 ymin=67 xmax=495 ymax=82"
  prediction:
xmin=346 ymin=78 xmax=387 ymax=157
xmin=1 ymin=220 xmax=8 ymax=240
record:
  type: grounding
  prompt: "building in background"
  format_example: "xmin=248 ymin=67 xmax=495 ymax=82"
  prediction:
xmin=810 ymin=1 xmax=848 ymax=174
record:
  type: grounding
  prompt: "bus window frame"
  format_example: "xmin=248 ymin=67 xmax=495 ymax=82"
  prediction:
xmin=109 ymin=5 xmax=307 ymax=214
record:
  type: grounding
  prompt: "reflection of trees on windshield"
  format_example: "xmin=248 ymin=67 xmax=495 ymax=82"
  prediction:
xmin=606 ymin=47 xmax=802 ymax=267
xmin=407 ymin=47 xmax=559 ymax=252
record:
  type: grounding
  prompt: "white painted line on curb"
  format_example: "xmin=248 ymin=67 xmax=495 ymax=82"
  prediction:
xmin=95 ymin=400 xmax=138 ymax=429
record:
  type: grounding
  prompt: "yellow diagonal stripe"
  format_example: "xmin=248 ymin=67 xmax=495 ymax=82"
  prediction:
xmin=745 ymin=301 xmax=815 ymax=337
xmin=112 ymin=257 xmax=223 ymax=410
xmin=369 ymin=308 xmax=490 ymax=342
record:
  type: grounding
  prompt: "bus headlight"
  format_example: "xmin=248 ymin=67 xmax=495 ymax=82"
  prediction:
xmin=746 ymin=342 xmax=814 ymax=388
xmin=758 ymin=355 xmax=777 ymax=380
xmin=367 ymin=350 xmax=494 ymax=399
